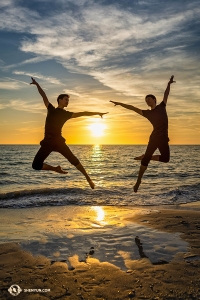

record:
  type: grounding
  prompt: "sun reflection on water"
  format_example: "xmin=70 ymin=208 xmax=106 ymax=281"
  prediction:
xmin=93 ymin=206 xmax=105 ymax=222
xmin=91 ymin=144 xmax=102 ymax=159
xmin=90 ymin=145 xmax=105 ymax=186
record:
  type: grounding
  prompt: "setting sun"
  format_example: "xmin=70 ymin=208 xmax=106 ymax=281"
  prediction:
xmin=88 ymin=122 xmax=106 ymax=137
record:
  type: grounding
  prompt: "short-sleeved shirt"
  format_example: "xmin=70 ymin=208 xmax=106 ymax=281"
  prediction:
xmin=44 ymin=103 xmax=73 ymax=139
xmin=142 ymin=101 xmax=169 ymax=140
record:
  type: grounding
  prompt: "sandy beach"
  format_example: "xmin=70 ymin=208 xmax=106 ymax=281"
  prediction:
xmin=0 ymin=204 xmax=200 ymax=300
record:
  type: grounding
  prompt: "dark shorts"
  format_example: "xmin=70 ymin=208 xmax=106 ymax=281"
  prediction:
xmin=32 ymin=138 xmax=80 ymax=170
xmin=141 ymin=137 xmax=170 ymax=167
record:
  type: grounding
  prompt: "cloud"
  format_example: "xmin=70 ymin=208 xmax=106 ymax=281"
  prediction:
xmin=0 ymin=0 xmax=14 ymax=9
xmin=13 ymin=71 xmax=64 ymax=85
xmin=3 ymin=76 xmax=29 ymax=86
xmin=0 ymin=81 xmax=22 ymax=90
xmin=16 ymin=126 xmax=43 ymax=134
xmin=1 ymin=2 xmax=198 ymax=62
xmin=18 ymin=7 xmax=189 ymax=67
xmin=63 ymin=89 xmax=82 ymax=97
xmin=3 ymin=57 xmax=50 ymax=70
xmin=0 ymin=4 xmax=39 ymax=32
xmin=8 ymin=2 xmax=198 ymax=99
xmin=0 ymin=0 xmax=200 ymax=102
xmin=4 ymin=99 xmax=45 ymax=114
xmin=0 ymin=103 xmax=8 ymax=109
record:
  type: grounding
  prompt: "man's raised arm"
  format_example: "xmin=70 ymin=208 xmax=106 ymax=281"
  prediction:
xmin=71 ymin=112 xmax=108 ymax=118
xmin=110 ymin=100 xmax=143 ymax=116
xmin=30 ymin=77 xmax=49 ymax=108
xmin=163 ymin=75 xmax=176 ymax=105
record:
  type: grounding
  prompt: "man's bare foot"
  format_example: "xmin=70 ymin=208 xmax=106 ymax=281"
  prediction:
xmin=87 ymin=179 xmax=95 ymax=189
xmin=134 ymin=180 xmax=141 ymax=193
xmin=55 ymin=166 xmax=68 ymax=174
xmin=134 ymin=154 xmax=144 ymax=160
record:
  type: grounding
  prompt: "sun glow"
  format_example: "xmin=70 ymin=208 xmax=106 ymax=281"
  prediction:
xmin=88 ymin=121 xmax=106 ymax=137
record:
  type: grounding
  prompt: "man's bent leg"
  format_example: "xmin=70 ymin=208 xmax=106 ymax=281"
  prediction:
xmin=32 ymin=146 xmax=52 ymax=170
xmin=134 ymin=139 xmax=167 ymax=163
xmin=158 ymin=140 xmax=170 ymax=163
xmin=150 ymin=155 xmax=160 ymax=161
xmin=32 ymin=145 xmax=67 ymax=174
xmin=42 ymin=163 xmax=68 ymax=174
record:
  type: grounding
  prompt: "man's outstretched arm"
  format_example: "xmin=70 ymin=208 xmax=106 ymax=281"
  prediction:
xmin=71 ymin=112 xmax=108 ymax=118
xmin=163 ymin=75 xmax=176 ymax=105
xmin=110 ymin=100 xmax=143 ymax=116
xmin=30 ymin=77 xmax=49 ymax=108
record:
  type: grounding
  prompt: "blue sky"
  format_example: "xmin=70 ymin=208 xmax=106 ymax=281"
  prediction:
xmin=0 ymin=0 xmax=199 ymax=144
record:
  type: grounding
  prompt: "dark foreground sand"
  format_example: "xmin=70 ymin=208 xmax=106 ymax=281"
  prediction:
xmin=0 ymin=205 xmax=200 ymax=300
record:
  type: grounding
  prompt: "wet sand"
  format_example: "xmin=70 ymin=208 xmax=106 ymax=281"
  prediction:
xmin=0 ymin=204 xmax=200 ymax=299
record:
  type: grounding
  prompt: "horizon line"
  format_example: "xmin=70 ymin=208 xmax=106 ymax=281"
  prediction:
xmin=0 ymin=144 xmax=199 ymax=146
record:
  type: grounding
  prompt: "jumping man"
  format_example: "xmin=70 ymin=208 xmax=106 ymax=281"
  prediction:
xmin=30 ymin=77 xmax=108 ymax=189
xmin=110 ymin=75 xmax=175 ymax=192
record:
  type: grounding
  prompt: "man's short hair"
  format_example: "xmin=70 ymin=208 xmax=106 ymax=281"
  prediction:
xmin=145 ymin=94 xmax=157 ymax=104
xmin=57 ymin=94 xmax=70 ymax=104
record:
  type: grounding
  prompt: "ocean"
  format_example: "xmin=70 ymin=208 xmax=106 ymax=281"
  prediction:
xmin=0 ymin=145 xmax=199 ymax=208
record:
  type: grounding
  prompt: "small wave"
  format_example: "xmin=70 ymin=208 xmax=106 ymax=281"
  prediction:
xmin=0 ymin=186 xmax=132 ymax=208
xmin=159 ymin=183 xmax=200 ymax=203
xmin=0 ymin=172 xmax=10 ymax=176
xmin=0 ymin=185 xmax=125 ymax=201
xmin=0 ymin=187 xmax=86 ymax=200
xmin=124 ymin=173 xmax=137 ymax=178
xmin=0 ymin=180 xmax=18 ymax=185
xmin=0 ymin=182 xmax=199 ymax=209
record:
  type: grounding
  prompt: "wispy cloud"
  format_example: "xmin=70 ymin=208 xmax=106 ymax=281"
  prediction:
xmin=8 ymin=99 xmax=45 ymax=113
xmin=63 ymin=89 xmax=82 ymax=97
xmin=0 ymin=0 xmax=14 ymax=9
xmin=0 ymin=81 xmax=22 ymax=90
xmin=16 ymin=126 xmax=43 ymax=134
xmin=3 ymin=76 xmax=29 ymax=86
xmin=3 ymin=57 xmax=49 ymax=70
xmin=0 ymin=103 xmax=8 ymax=109
xmin=0 ymin=0 xmax=197 ymax=100
xmin=13 ymin=71 xmax=64 ymax=85
xmin=0 ymin=2 xmax=199 ymax=98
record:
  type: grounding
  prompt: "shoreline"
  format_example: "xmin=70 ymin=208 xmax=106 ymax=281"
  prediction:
xmin=1 ymin=204 xmax=200 ymax=299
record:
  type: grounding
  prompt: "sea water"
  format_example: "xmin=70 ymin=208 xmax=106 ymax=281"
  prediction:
xmin=0 ymin=145 xmax=199 ymax=208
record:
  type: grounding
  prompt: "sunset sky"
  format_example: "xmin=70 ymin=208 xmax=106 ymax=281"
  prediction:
xmin=0 ymin=0 xmax=199 ymax=144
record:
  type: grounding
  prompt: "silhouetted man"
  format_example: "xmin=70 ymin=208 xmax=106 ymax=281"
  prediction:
xmin=31 ymin=77 xmax=108 ymax=189
xmin=110 ymin=76 xmax=175 ymax=192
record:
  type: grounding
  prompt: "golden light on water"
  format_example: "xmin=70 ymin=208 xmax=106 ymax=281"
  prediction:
xmin=92 ymin=144 xmax=102 ymax=158
xmin=93 ymin=144 xmax=101 ymax=150
xmin=93 ymin=206 xmax=105 ymax=222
